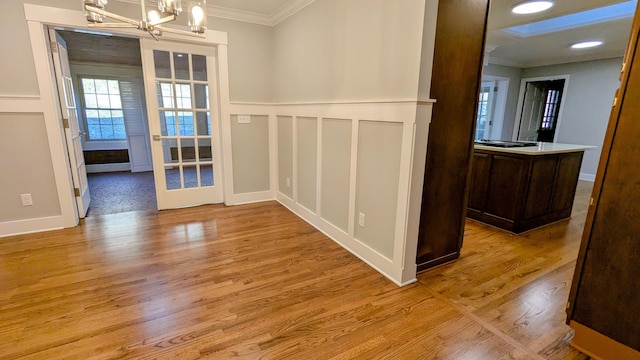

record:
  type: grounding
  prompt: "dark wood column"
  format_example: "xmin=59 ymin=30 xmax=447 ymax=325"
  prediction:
xmin=417 ymin=0 xmax=490 ymax=271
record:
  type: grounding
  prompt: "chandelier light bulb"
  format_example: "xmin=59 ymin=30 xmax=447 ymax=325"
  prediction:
xmin=191 ymin=6 xmax=204 ymax=25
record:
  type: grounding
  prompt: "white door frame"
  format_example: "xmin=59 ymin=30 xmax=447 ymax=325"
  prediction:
xmin=512 ymin=75 xmax=570 ymax=142
xmin=24 ymin=4 xmax=232 ymax=228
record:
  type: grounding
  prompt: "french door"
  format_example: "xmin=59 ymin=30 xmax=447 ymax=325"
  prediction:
xmin=49 ymin=29 xmax=91 ymax=217
xmin=140 ymin=39 xmax=224 ymax=209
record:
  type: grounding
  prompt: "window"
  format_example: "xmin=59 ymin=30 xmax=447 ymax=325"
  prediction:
xmin=157 ymin=82 xmax=210 ymax=137
xmin=475 ymin=86 xmax=491 ymax=140
xmin=80 ymin=78 xmax=126 ymax=140
xmin=541 ymin=89 xmax=561 ymax=130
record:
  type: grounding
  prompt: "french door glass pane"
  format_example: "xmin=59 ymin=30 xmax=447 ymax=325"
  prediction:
xmin=165 ymin=167 xmax=181 ymax=190
xmin=160 ymin=111 xmax=177 ymax=136
xmin=181 ymin=138 xmax=196 ymax=162
xmin=162 ymin=139 xmax=179 ymax=163
xmin=153 ymin=50 xmax=171 ymax=79
xmin=192 ymin=54 xmax=207 ymax=81
xmin=177 ymin=111 xmax=194 ymax=136
xmin=195 ymin=112 xmax=210 ymax=135
xmin=199 ymin=138 xmax=212 ymax=161
xmin=183 ymin=165 xmax=198 ymax=188
xmin=157 ymin=82 xmax=174 ymax=108
xmin=174 ymin=52 xmax=190 ymax=80
xmin=200 ymin=164 xmax=213 ymax=187
xmin=194 ymin=84 xmax=208 ymax=109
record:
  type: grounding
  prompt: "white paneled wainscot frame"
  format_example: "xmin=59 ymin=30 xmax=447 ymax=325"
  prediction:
xmin=228 ymin=101 xmax=433 ymax=285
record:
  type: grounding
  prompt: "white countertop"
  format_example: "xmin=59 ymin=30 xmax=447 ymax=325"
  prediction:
xmin=474 ymin=142 xmax=596 ymax=155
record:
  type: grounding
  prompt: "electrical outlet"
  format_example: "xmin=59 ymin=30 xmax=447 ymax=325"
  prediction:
xmin=286 ymin=177 xmax=291 ymax=188
xmin=358 ymin=212 xmax=365 ymax=227
xmin=21 ymin=193 xmax=33 ymax=206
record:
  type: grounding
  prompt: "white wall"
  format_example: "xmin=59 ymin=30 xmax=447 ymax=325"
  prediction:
xmin=483 ymin=63 xmax=523 ymax=139
xmin=272 ymin=0 xmax=426 ymax=102
xmin=522 ymin=57 xmax=622 ymax=179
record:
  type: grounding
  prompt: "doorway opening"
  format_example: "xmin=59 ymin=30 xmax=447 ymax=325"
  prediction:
xmin=514 ymin=77 xmax=569 ymax=142
xmin=475 ymin=76 xmax=509 ymax=141
xmin=55 ymin=29 xmax=156 ymax=217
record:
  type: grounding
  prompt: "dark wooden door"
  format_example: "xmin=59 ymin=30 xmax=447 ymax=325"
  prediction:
xmin=568 ymin=5 xmax=640 ymax=352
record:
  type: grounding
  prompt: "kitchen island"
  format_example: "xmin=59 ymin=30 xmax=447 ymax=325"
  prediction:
xmin=467 ymin=141 xmax=595 ymax=233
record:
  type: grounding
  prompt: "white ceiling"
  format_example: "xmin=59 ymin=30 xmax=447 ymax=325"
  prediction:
xmin=487 ymin=0 xmax=636 ymax=68
xmin=208 ymin=0 xmax=293 ymax=16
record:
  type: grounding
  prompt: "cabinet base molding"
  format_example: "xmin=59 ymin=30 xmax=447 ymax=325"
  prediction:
xmin=570 ymin=321 xmax=640 ymax=360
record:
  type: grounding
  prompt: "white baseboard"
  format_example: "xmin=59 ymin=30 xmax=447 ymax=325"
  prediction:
xmin=579 ymin=172 xmax=596 ymax=182
xmin=226 ymin=190 xmax=275 ymax=205
xmin=0 ymin=215 xmax=65 ymax=238
xmin=275 ymin=191 xmax=408 ymax=286
xmin=86 ymin=163 xmax=131 ymax=173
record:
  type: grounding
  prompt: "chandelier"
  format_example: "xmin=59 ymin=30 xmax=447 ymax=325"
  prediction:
xmin=82 ymin=0 xmax=207 ymax=40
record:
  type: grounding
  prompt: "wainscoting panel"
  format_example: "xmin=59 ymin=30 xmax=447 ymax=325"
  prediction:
xmin=274 ymin=101 xmax=433 ymax=285
xmin=320 ymin=118 xmax=352 ymax=233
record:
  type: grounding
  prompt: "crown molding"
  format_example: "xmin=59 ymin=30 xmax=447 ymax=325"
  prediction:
xmin=270 ymin=0 xmax=316 ymax=26
xmin=113 ymin=0 xmax=316 ymax=26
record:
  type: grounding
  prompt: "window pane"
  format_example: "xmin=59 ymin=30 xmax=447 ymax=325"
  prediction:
xmin=99 ymin=109 xmax=112 ymax=120
xmin=95 ymin=80 xmax=108 ymax=94
xmin=88 ymin=125 xmax=100 ymax=139
xmin=114 ymin=125 xmax=127 ymax=139
xmin=174 ymin=52 xmax=190 ymax=80
xmin=101 ymin=125 xmax=114 ymax=139
xmin=192 ymin=54 xmax=207 ymax=81
xmin=108 ymin=80 xmax=119 ymax=94
xmin=112 ymin=110 xmax=124 ymax=124
xmin=97 ymin=94 xmax=110 ymax=108
xmin=194 ymin=84 xmax=208 ymax=109
xmin=86 ymin=109 xmax=99 ymax=124
xmin=154 ymin=50 xmax=172 ymax=79
xmin=82 ymin=79 xmax=95 ymax=93
xmin=178 ymin=111 xmax=194 ymax=136
xmin=85 ymin=94 xmax=97 ymax=108
xmin=110 ymin=94 xmax=122 ymax=109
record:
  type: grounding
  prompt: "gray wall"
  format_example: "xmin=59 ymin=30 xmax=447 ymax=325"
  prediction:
xmin=321 ymin=118 xmax=351 ymax=232
xmin=230 ymin=115 xmax=270 ymax=193
xmin=277 ymin=116 xmax=293 ymax=199
xmin=0 ymin=1 xmax=274 ymax=227
xmin=0 ymin=113 xmax=61 ymax=222
xmin=482 ymin=63 xmax=523 ymax=140
xmin=522 ymin=57 xmax=622 ymax=177
xmin=354 ymin=121 xmax=403 ymax=259
xmin=272 ymin=0 xmax=425 ymax=102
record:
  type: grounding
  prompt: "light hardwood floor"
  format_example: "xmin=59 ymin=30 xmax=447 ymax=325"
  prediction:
xmin=0 ymin=182 xmax=593 ymax=359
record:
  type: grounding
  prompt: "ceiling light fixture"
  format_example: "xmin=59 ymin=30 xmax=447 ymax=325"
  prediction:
xmin=512 ymin=1 xmax=554 ymax=15
xmin=571 ymin=40 xmax=604 ymax=49
xmin=82 ymin=0 xmax=207 ymax=40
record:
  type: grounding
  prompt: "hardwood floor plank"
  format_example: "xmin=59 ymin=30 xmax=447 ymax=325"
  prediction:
xmin=0 ymin=183 xmax=593 ymax=359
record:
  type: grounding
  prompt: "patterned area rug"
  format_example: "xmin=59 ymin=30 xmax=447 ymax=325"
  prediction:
xmin=86 ymin=171 xmax=157 ymax=216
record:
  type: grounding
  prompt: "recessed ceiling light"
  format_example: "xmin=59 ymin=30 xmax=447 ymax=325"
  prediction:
xmin=512 ymin=1 xmax=555 ymax=15
xmin=571 ymin=40 xmax=604 ymax=49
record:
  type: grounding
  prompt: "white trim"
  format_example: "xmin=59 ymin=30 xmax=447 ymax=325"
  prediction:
xmin=271 ymin=0 xmax=316 ymax=26
xmin=226 ymin=190 xmax=274 ymax=205
xmin=512 ymin=75 xmax=571 ymax=142
xmin=114 ymin=0 xmax=315 ymax=27
xmin=86 ymin=163 xmax=131 ymax=173
xmin=579 ymin=172 xmax=596 ymax=182
xmin=0 ymin=216 xmax=64 ymax=238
